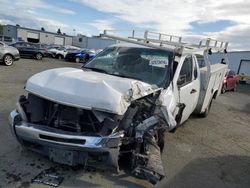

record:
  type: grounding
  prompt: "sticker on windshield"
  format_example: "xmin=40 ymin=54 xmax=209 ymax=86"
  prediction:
xmin=149 ymin=59 xmax=168 ymax=67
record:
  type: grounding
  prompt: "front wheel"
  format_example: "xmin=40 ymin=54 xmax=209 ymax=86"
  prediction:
xmin=35 ymin=53 xmax=43 ymax=60
xmin=3 ymin=55 xmax=14 ymax=66
xmin=57 ymin=54 xmax=63 ymax=60
xmin=75 ymin=57 xmax=80 ymax=63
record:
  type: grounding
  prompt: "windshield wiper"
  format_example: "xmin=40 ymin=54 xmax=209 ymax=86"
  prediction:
xmin=83 ymin=67 xmax=142 ymax=81
xmin=82 ymin=67 xmax=108 ymax=74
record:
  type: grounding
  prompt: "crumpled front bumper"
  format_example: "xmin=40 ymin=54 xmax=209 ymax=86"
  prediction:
xmin=9 ymin=110 xmax=123 ymax=168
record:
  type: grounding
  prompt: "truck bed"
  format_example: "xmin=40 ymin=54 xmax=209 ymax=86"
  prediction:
xmin=195 ymin=63 xmax=228 ymax=114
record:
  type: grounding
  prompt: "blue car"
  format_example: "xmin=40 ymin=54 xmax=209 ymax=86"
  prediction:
xmin=65 ymin=49 xmax=95 ymax=63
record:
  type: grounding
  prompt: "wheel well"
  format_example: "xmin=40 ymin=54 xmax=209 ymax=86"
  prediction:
xmin=36 ymin=52 xmax=43 ymax=56
xmin=3 ymin=53 xmax=14 ymax=59
xmin=56 ymin=54 xmax=63 ymax=58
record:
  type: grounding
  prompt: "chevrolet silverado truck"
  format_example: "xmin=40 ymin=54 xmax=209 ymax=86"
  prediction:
xmin=9 ymin=30 xmax=229 ymax=184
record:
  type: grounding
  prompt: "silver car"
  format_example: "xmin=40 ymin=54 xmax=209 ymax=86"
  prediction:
xmin=0 ymin=42 xmax=20 ymax=66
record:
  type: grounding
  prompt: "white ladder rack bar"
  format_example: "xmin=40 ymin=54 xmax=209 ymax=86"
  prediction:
xmin=101 ymin=31 xmax=176 ymax=52
xmin=102 ymin=30 xmax=229 ymax=54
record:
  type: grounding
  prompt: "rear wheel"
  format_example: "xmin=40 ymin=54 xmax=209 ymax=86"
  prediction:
xmin=3 ymin=55 xmax=14 ymax=66
xmin=35 ymin=53 xmax=43 ymax=60
xmin=221 ymin=84 xmax=226 ymax=94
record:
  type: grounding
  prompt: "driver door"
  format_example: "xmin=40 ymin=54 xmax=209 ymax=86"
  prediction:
xmin=177 ymin=55 xmax=200 ymax=124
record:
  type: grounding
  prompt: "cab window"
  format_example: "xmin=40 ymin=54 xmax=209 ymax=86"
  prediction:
xmin=177 ymin=56 xmax=193 ymax=86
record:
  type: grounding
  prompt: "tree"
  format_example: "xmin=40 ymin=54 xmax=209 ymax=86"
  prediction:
xmin=57 ymin=28 xmax=62 ymax=34
xmin=41 ymin=27 xmax=45 ymax=31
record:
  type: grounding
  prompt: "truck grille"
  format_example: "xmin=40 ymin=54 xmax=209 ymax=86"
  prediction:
xmin=25 ymin=94 xmax=102 ymax=134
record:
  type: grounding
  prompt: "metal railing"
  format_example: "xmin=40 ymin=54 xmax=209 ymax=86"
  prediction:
xmin=101 ymin=30 xmax=228 ymax=54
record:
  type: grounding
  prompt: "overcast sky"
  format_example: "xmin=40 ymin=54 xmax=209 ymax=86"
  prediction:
xmin=0 ymin=0 xmax=249 ymax=50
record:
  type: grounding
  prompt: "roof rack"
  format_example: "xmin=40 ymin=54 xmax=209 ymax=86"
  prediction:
xmin=101 ymin=30 xmax=229 ymax=54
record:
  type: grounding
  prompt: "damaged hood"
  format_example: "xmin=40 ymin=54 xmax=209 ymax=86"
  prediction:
xmin=26 ymin=68 xmax=160 ymax=115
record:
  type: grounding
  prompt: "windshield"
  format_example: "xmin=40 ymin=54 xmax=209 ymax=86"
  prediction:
xmin=84 ymin=47 xmax=173 ymax=86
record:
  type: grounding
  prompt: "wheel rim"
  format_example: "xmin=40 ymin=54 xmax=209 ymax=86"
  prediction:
xmin=4 ymin=55 xmax=13 ymax=65
xmin=58 ymin=55 xmax=62 ymax=59
xmin=76 ymin=57 xmax=80 ymax=63
xmin=37 ymin=54 xmax=42 ymax=60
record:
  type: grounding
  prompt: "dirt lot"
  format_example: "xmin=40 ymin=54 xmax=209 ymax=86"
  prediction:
xmin=0 ymin=58 xmax=250 ymax=188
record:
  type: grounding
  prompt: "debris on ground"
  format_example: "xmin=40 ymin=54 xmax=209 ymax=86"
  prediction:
xmin=31 ymin=168 xmax=64 ymax=187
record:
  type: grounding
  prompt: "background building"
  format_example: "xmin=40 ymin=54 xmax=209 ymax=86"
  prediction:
xmin=2 ymin=25 xmax=73 ymax=45
xmin=73 ymin=34 xmax=116 ymax=49
xmin=210 ymin=51 xmax=250 ymax=83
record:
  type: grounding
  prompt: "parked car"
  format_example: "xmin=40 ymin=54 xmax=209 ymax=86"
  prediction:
xmin=221 ymin=70 xmax=239 ymax=93
xmin=9 ymin=31 xmax=228 ymax=185
xmin=9 ymin=42 xmax=45 ymax=60
xmin=0 ymin=42 xmax=20 ymax=66
xmin=65 ymin=49 xmax=95 ymax=63
xmin=35 ymin=43 xmax=54 ymax=58
xmin=49 ymin=46 xmax=81 ymax=59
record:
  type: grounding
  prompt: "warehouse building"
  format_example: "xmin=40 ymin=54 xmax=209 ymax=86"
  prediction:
xmin=210 ymin=51 xmax=250 ymax=83
xmin=2 ymin=25 xmax=73 ymax=45
xmin=73 ymin=34 xmax=116 ymax=49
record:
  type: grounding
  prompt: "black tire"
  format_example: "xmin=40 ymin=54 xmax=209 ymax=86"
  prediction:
xmin=221 ymin=84 xmax=226 ymax=94
xmin=35 ymin=53 xmax=43 ymax=60
xmin=199 ymin=99 xmax=213 ymax=118
xmin=75 ymin=57 xmax=80 ymax=63
xmin=3 ymin=54 xmax=14 ymax=66
xmin=57 ymin=54 xmax=63 ymax=60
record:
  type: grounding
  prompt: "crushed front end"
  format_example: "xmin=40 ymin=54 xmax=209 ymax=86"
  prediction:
xmin=9 ymin=94 xmax=124 ymax=170
xmin=9 ymin=91 xmax=171 ymax=184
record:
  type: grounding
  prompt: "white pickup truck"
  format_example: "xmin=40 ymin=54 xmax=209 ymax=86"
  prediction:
xmin=9 ymin=30 xmax=228 ymax=184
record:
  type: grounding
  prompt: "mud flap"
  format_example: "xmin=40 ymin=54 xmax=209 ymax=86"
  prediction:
xmin=132 ymin=132 xmax=165 ymax=185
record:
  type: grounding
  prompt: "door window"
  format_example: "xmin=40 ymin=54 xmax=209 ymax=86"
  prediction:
xmin=177 ymin=56 xmax=193 ymax=86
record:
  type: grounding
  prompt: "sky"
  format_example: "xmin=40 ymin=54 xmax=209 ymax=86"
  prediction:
xmin=0 ymin=0 xmax=250 ymax=50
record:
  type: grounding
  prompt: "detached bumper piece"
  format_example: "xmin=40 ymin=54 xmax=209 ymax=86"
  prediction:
xmin=132 ymin=132 xmax=165 ymax=185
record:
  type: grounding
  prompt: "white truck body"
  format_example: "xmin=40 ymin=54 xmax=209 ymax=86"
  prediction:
xmin=9 ymin=30 xmax=229 ymax=184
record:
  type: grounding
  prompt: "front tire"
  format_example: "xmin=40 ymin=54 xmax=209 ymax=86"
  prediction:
xmin=75 ymin=57 xmax=80 ymax=63
xmin=3 ymin=55 xmax=14 ymax=66
xmin=57 ymin=54 xmax=63 ymax=60
xmin=35 ymin=53 xmax=43 ymax=60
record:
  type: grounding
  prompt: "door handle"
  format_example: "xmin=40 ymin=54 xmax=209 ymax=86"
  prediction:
xmin=190 ymin=89 xmax=197 ymax=94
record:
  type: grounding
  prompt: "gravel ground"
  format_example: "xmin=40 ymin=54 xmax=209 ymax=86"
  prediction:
xmin=0 ymin=58 xmax=250 ymax=188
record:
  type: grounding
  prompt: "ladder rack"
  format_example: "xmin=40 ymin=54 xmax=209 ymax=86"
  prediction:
xmin=101 ymin=30 xmax=229 ymax=54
